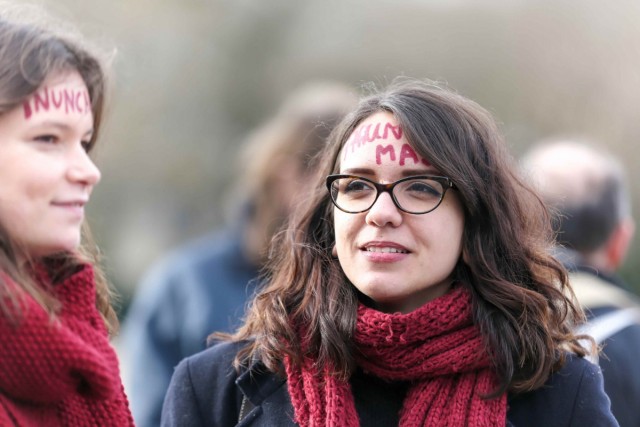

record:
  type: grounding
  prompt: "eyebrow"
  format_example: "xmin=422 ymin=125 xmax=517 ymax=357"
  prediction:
xmin=36 ymin=120 xmax=94 ymax=138
xmin=340 ymin=167 xmax=439 ymax=177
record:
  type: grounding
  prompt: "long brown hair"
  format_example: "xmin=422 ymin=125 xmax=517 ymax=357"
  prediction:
xmin=227 ymin=78 xmax=588 ymax=394
xmin=0 ymin=5 xmax=117 ymax=334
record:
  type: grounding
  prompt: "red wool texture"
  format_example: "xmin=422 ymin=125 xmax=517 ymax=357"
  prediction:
xmin=0 ymin=265 xmax=134 ymax=427
xmin=285 ymin=286 xmax=507 ymax=426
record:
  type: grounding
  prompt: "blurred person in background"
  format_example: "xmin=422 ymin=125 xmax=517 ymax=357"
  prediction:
xmin=120 ymin=81 xmax=357 ymax=427
xmin=162 ymin=79 xmax=617 ymax=426
xmin=522 ymin=139 xmax=640 ymax=427
xmin=0 ymin=4 xmax=134 ymax=426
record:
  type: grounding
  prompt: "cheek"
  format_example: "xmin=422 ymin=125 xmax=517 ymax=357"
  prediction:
xmin=424 ymin=208 xmax=465 ymax=260
xmin=18 ymin=175 xmax=50 ymax=205
xmin=445 ymin=217 xmax=465 ymax=260
xmin=333 ymin=210 xmax=353 ymax=254
xmin=0 ymin=202 xmax=30 ymax=246
xmin=5 ymin=159 xmax=50 ymax=193
xmin=441 ymin=197 xmax=465 ymax=241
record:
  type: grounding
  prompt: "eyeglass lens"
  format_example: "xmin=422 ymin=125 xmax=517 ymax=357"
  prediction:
xmin=330 ymin=177 xmax=445 ymax=213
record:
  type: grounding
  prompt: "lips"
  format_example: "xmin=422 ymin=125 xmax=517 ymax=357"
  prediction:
xmin=365 ymin=246 xmax=408 ymax=254
xmin=51 ymin=199 xmax=88 ymax=220
xmin=51 ymin=198 xmax=88 ymax=207
xmin=361 ymin=241 xmax=410 ymax=254
xmin=53 ymin=202 xmax=85 ymax=207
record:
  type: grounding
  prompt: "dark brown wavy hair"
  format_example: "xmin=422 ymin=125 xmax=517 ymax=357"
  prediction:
xmin=225 ymin=78 xmax=588 ymax=394
xmin=0 ymin=6 xmax=117 ymax=334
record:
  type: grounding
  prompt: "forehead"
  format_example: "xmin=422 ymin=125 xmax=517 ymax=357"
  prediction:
xmin=339 ymin=111 xmax=431 ymax=170
xmin=21 ymin=70 xmax=92 ymax=121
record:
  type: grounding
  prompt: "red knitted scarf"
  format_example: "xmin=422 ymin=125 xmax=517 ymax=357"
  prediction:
xmin=284 ymin=287 xmax=507 ymax=426
xmin=0 ymin=264 xmax=134 ymax=427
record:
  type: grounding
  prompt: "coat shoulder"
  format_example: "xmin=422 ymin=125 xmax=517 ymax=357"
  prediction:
xmin=507 ymin=354 xmax=618 ymax=426
xmin=189 ymin=340 xmax=247 ymax=369
xmin=161 ymin=341 xmax=248 ymax=426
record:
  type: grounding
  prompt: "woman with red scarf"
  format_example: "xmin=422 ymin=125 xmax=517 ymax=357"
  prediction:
xmin=162 ymin=79 xmax=618 ymax=426
xmin=0 ymin=6 xmax=134 ymax=427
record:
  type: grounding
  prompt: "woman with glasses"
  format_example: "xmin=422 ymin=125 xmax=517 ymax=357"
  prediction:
xmin=0 ymin=6 xmax=134 ymax=426
xmin=161 ymin=79 xmax=618 ymax=426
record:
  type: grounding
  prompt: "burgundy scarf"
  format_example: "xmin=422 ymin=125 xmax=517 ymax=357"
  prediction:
xmin=0 ymin=264 xmax=134 ymax=427
xmin=284 ymin=287 xmax=507 ymax=426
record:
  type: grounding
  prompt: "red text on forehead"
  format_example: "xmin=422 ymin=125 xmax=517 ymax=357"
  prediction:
xmin=342 ymin=121 xmax=403 ymax=161
xmin=22 ymin=86 xmax=91 ymax=119
xmin=376 ymin=143 xmax=431 ymax=166
xmin=376 ymin=144 xmax=395 ymax=164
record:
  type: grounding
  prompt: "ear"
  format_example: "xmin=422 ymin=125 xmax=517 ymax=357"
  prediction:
xmin=605 ymin=218 xmax=635 ymax=270
xmin=332 ymin=245 xmax=338 ymax=257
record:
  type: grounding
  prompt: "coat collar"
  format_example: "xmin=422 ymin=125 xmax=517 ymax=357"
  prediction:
xmin=235 ymin=359 xmax=286 ymax=406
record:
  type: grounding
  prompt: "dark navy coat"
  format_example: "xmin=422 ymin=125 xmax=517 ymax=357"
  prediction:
xmin=161 ymin=341 xmax=619 ymax=427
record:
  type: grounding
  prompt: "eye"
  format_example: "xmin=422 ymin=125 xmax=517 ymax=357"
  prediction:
xmin=81 ymin=140 xmax=93 ymax=152
xmin=34 ymin=134 xmax=59 ymax=144
xmin=343 ymin=178 xmax=374 ymax=194
xmin=403 ymin=179 xmax=443 ymax=199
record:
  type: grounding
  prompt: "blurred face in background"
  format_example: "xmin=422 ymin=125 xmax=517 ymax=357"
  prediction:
xmin=333 ymin=111 xmax=465 ymax=313
xmin=0 ymin=70 xmax=100 ymax=259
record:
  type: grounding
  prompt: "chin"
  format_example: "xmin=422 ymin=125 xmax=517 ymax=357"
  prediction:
xmin=43 ymin=239 xmax=81 ymax=257
xmin=357 ymin=283 xmax=404 ymax=303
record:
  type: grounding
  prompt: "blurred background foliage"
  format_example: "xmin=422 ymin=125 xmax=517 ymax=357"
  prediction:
xmin=36 ymin=0 xmax=640 ymax=316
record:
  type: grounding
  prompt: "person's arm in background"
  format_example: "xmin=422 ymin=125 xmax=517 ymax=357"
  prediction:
xmin=119 ymin=259 xmax=189 ymax=427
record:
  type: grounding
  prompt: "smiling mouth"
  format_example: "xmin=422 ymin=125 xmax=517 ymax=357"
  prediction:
xmin=365 ymin=247 xmax=409 ymax=254
xmin=52 ymin=201 xmax=86 ymax=207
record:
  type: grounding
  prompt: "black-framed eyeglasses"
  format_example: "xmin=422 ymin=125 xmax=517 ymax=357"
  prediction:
xmin=326 ymin=174 xmax=456 ymax=214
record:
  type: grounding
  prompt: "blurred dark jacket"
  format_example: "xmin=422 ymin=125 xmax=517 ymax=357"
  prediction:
xmin=558 ymin=248 xmax=640 ymax=427
xmin=120 ymin=228 xmax=259 ymax=427
xmin=160 ymin=340 xmax=618 ymax=427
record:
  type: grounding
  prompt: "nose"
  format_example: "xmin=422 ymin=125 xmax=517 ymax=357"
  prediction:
xmin=365 ymin=191 xmax=403 ymax=227
xmin=67 ymin=146 xmax=101 ymax=188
